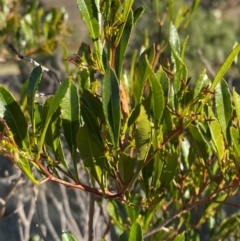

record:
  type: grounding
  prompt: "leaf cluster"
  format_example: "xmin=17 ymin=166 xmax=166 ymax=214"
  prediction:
xmin=1 ymin=0 xmax=240 ymax=240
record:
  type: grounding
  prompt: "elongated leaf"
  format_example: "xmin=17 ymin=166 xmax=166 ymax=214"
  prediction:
xmin=170 ymin=43 xmax=188 ymax=94
xmin=107 ymin=202 xmax=125 ymax=230
xmin=135 ymin=105 xmax=151 ymax=163
xmin=0 ymin=85 xmax=29 ymax=149
xmin=27 ymin=66 xmax=42 ymax=131
xmin=133 ymin=47 xmax=155 ymax=105
xmin=128 ymin=222 xmax=142 ymax=241
xmin=80 ymin=100 xmax=103 ymax=145
xmin=38 ymin=79 xmax=70 ymax=159
xmin=210 ymin=43 xmax=240 ymax=91
xmin=127 ymin=104 xmax=141 ymax=127
xmin=168 ymin=0 xmax=174 ymax=21
xmin=207 ymin=106 xmax=225 ymax=161
xmin=77 ymin=125 xmax=106 ymax=189
xmin=61 ymin=81 xmax=80 ymax=162
xmin=146 ymin=58 xmax=165 ymax=128
xmin=118 ymin=153 xmax=135 ymax=183
xmin=160 ymin=151 xmax=178 ymax=187
xmin=102 ymin=67 xmax=121 ymax=147
xmin=230 ymin=127 xmax=240 ymax=159
xmin=233 ymin=90 xmax=240 ymax=129
xmin=76 ymin=0 xmax=103 ymax=71
xmin=188 ymin=124 xmax=208 ymax=160
xmin=76 ymin=0 xmax=99 ymax=40
xmin=156 ymin=67 xmax=169 ymax=98
xmin=181 ymin=35 xmax=189 ymax=59
xmin=115 ymin=9 xmax=133 ymax=78
xmin=215 ymin=79 xmax=232 ymax=141
xmin=114 ymin=0 xmax=134 ymax=46
xmin=18 ymin=155 xmax=40 ymax=184
xmin=193 ymin=70 xmax=210 ymax=98
xmin=152 ymin=134 xmax=163 ymax=187
xmin=45 ymin=102 xmax=61 ymax=155
xmin=170 ymin=22 xmax=180 ymax=58
xmin=133 ymin=7 xmax=144 ymax=24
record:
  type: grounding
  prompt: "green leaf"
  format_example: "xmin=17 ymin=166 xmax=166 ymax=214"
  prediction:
xmin=188 ymin=124 xmax=208 ymax=160
xmin=156 ymin=67 xmax=169 ymax=99
xmin=0 ymin=85 xmax=29 ymax=149
xmin=133 ymin=47 xmax=155 ymax=105
xmin=80 ymin=97 xmax=103 ymax=146
xmin=160 ymin=150 xmax=178 ymax=187
xmin=127 ymin=104 xmax=141 ymax=127
xmin=61 ymin=232 xmax=77 ymax=241
xmin=233 ymin=90 xmax=240 ymax=129
xmin=61 ymin=81 xmax=80 ymax=176
xmin=102 ymin=67 xmax=121 ymax=147
xmin=77 ymin=125 xmax=106 ymax=189
xmin=215 ymin=79 xmax=232 ymax=141
xmin=133 ymin=7 xmax=144 ymax=24
xmin=168 ymin=0 xmax=174 ymax=21
xmin=134 ymin=105 xmax=151 ymax=164
xmin=210 ymin=43 xmax=240 ymax=92
xmin=230 ymin=127 xmax=240 ymax=159
xmin=18 ymin=156 xmax=40 ymax=185
xmin=115 ymin=9 xmax=133 ymax=78
xmin=146 ymin=58 xmax=165 ymax=128
xmin=181 ymin=35 xmax=189 ymax=59
xmin=170 ymin=43 xmax=188 ymax=95
xmin=170 ymin=22 xmax=180 ymax=57
xmin=173 ymin=232 xmax=185 ymax=241
xmin=128 ymin=222 xmax=142 ymax=241
xmin=207 ymin=106 xmax=225 ymax=161
xmin=27 ymin=66 xmax=42 ymax=131
xmin=107 ymin=202 xmax=125 ymax=231
xmin=38 ymin=79 xmax=70 ymax=159
xmin=76 ymin=0 xmax=103 ymax=71
xmin=114 ymin=0 xmax=134 ymax=46
xmin=118 ymin=153 xmax=135 ymax=183
xmin=76 ymin=0 xmax=99 ymax=40
xmin=45 ymin=101 xmax=61 ymax=155
xmin=193 ymin=70 xmax=210 ymax=98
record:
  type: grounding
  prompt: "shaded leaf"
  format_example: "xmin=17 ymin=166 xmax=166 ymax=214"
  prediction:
xmin=61 ymin=81 xmax=80 ymax=165
xmin=133 ymin=47 xmax=155 ymax=105
xmin=118 ymin=153 xmax=135 ymax=183
xmin=0 ymin=85 xmax=29 ymax=149
xmin=77 ymin=125 xmax=106 ymax=189
xmin=38 ymin=79 xmax=70 ymax=159
xmin=146 ymin=58 xmax=165 ymax=128
xmin=102 ymin=67 xmax=121 ymax=147
xmin=115 ymin=9 xmax=133 ymax=78
xmin=27 ymin=66 xmax=42 ymax=130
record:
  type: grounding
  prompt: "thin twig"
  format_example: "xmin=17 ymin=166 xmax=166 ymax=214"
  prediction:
xmin=197 ymin=49 xmax=216 ymax=78
xmin=39 ymin=189 xmax=59 ymax=241
xmin=88 ymin=194 xmax=95 ymax=241
xmin=59 ymin=184 xmax=83 ymax=239
xmin=33 ymin=185 xmax=47 ymax=241
xmin=46 ymin=190 xmax=66 ymax=231
xmin=8 ymin=43 xmax=60 ymax=84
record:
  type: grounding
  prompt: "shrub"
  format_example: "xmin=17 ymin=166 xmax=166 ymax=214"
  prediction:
xmin=1 ymin=0 xmax=240 ymax=240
